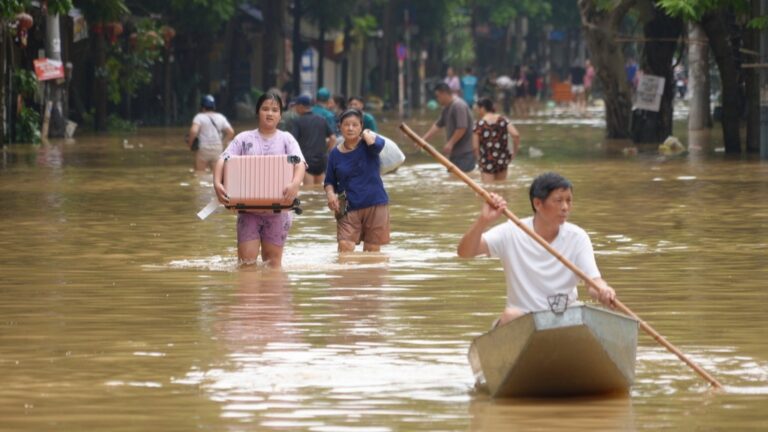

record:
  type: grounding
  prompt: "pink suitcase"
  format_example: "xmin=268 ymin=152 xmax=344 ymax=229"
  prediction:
xmin=223 ymin=155 xmax=302 ymax=214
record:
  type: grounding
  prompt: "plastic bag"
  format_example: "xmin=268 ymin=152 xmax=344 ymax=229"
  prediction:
xmin=379 ymin=135 xmax=405 ymax=174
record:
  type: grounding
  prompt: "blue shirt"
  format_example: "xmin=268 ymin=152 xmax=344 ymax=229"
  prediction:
xmin=312 ymin=104 xmax=339 ymax=136
xmin=324 ymin=136 xmax=388 ymax=211
xmin=461 ymin=74 xmax=478 ymax=106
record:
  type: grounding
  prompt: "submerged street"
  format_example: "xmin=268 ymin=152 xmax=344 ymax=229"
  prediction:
xmin=1 ymin=112 xmax=767 ymax=431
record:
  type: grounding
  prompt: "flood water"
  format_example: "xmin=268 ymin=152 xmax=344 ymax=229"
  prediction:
xmin=1 ymin=110 xmax=767 ymax=431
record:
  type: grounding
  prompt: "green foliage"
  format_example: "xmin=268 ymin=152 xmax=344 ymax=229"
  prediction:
xmin=167 ymin=0 xmax=237 ymax=32
xmin=106 ymin=114 xmax=137 ymax=132
xmin=14 ymin=69 xmax=38 ymax=98
xmin=81 ymin=110 xmax=137 ymax=133
xmin=15 ymin=106 xmax=41 ymax=144
xmin=747 ymin=15 xmax=768 ymax=30
xmin=103 ymin=18 xmax=164 ymax=104
xmin=48 ymin=0 xmax=74 ymax=15
xmin=471 ymin=0 xmax=552 ymax=26
xmin=657 ymin=0 xmax=750 ymax=20
xmin=351 ymin=14 xmax=378 ymax=41
xmin=304 ymin=0 xmax=356 ymax=28
xmin=443 ymin=6 xmax=475 ymax=69
xmin=549 ymin=0 xmax=582 ymax=29
xmin=1 ymin=1 xmax=25 ymax=19
xmin=75 ymin=0 xmax=129 ymax=22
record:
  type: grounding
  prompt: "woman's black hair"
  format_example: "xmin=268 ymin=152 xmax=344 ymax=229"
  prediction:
xmin=333 ymin=95 xmax=347 ymax=111
xmin=338 ymin=108 xmax=363 ymax=124
xmin=529 ymin=172 xmax=573 ymax=212
xmin=476 ymin=97 xmax=495 ymax=113
xmin=256 ymin=91 xmax=284 ymax=113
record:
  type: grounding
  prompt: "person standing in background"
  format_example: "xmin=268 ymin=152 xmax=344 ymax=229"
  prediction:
xmin=187 ymin=94 xmax=235 ymax=172
xmin=472 ymin=97 xmax=520 ymax=183
xmin=348 ymin=96 xmax=378 ymax=132
xmin=312 ymin=87 xmax=339 ymax=136
xmin=461 ymin=67 xmax=478 ymax=108
xmin=333 ymin=95 xmax=347 ymax=114
xmin=291 ymin=95 xmax=334 ymax=186
xmin=569 ymin=61 xmax=587 ymax=115
xmin=444 ymin=66 xmax=461 ymax=96
xmin=584 ymin=59 xmax=596 ymax=106
xmin=421 ymin=83 xmax=476 ymax=173
xmin=278 ymin=97 xmax=300 ymax=132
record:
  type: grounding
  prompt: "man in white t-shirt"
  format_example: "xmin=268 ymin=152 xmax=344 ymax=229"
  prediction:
xmin=457 ymin=172 xmax=616 ymax=327
xmin=187 ymin=94 xmax=235 ymax=171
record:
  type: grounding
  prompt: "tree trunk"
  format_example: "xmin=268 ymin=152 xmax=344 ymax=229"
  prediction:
xmin=700 ymin=10 xmax=742 ymax=154
xmin=341 ymin=15 xmax=351 ymax=95
xmin=94 ymin=28 xmax=107 ymax=132
xmin=688 ymin=23 xmax=711 ymax=130
xmin=163 ymin=47 xmax=171 ymax=125
xmin=578 ymin=0 xmax=636 ymax=139
xmin=220 ymin=18 xmax=237 ymax=116
xmin=292 ymin=0 xmax=302 ymax=96
xmin=262 ymin=0 xmax=283 ymax=91
xmin=382 ymin=2 xmax=396 ymax=107
xmin=0 ymin=22 xmax=6 ymax=144
xmin=745 ymin=0 xmax=760 ymax=153
xmin=631 ymin=2 xmax=683 ymax=143
xmin=317 ymin=19 xmax=325 ymax=89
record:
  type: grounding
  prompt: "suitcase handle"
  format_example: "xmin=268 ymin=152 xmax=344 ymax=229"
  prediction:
xmin=287 ymin=155 xmax=300 ymax=164
xmin=231 ymin=198 xmax=302 ymax=214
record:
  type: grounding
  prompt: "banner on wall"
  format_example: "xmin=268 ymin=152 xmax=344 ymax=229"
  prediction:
xmin=33 ymin=58 xmax=65 ymax=81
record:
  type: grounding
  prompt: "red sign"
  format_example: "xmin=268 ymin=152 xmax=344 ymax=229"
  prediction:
xmin=33 ymin=58 xmax=65 ymax=81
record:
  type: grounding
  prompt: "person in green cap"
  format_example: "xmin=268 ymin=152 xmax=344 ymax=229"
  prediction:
xmin=312 ymin=87 xmax=338 ymax=136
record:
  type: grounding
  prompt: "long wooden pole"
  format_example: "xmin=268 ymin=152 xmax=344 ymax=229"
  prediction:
xmin=399 ymin=122 xmax=723 ymax=390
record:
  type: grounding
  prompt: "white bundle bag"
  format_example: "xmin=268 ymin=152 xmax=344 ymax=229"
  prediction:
xmin=335 ymin=134 xmax=406 ymax=174
xmin=378 ymin=134 xmax=406 ymax=174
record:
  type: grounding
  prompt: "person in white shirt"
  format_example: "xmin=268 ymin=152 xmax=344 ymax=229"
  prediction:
xmin=457 ymin=172 xmax=616 ymax=327
xmin=187 ymin=94 xmax=235 ymax=171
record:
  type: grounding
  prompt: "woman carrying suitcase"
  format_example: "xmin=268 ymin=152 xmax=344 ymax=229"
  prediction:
xmin=213 ymin=92 xmax=307 ymax=267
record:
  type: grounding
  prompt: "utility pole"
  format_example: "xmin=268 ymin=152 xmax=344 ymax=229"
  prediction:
xmin=341 ymin=15 xmax=351 ymax=96
xmin=404 ymin=9 xmax=411 ymax=118
xmin=761 ymin=0 xmax=768 ymax=159
xmin=292 ymin=0 xmax=302 ymax=97
xmin=45 ymin=13 xmax=65 ymax=138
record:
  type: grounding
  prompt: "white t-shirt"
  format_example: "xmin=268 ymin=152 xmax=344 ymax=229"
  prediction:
xmin=482 ymin=217 xmax=601 ymax=313
xmin=193 ymin=112 xmax=231 ymax=149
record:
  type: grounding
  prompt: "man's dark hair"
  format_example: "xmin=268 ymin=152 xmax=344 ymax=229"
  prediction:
xmin=529 ymin=172 xmax=573 ymax=212
xmin=434 ymin=82 xmax=451 ymax=94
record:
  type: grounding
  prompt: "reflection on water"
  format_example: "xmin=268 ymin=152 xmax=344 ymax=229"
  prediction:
xmin=468 ymin=395 xmax=635 ymax=432
xmin=1 ymin=116 xmax=767 ymax=431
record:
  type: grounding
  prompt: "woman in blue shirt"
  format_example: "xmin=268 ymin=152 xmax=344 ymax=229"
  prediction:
xmin=324 ymin=109 xmax=390 ymax=252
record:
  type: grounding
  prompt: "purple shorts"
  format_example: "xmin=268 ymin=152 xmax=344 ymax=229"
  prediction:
xmin=236 ymin=212 xmax=293 ymax=246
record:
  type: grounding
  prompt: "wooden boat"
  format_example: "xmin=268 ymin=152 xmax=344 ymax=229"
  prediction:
xmin=468 ymin=304 xmax=638 ymax=398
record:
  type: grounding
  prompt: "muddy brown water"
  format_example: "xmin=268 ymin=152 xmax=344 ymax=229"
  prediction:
xmin=1 ymin=111 xmax=767 ymax=431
